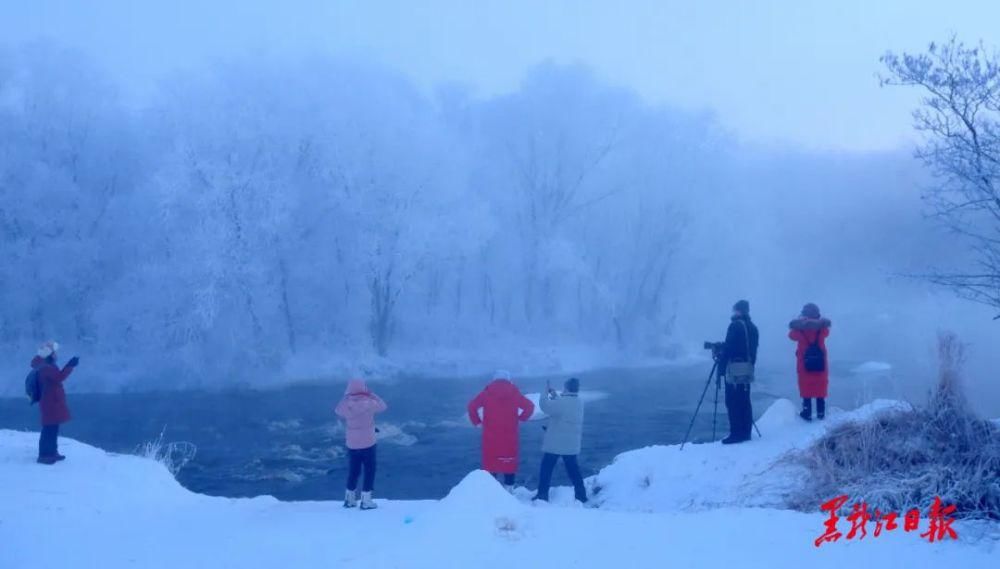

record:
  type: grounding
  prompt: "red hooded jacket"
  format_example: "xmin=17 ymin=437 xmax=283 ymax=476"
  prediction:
xmin=32 ymin=356 xmax=75 ymax=426
xmin=788 ymin=318 xmax=831 ymax=399
xmin=467 ymin=379 xmax=534 ymax=474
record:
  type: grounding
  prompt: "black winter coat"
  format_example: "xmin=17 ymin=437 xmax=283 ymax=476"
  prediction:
xmin=720 ymin=315 xmax=759 ymax=376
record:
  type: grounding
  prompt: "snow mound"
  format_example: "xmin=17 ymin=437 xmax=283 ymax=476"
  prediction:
xmin=399 ymin=470 xmax=536 ymax=552
xmin=755 ymin=397 xmax=800 ymax=431
xmin=438 ymin=470 xmax=524 ymax=513
xmin=0 ymin=430 xmax=198 ymax=509
xmin=591 ymin=398 xmax=912 ymax=513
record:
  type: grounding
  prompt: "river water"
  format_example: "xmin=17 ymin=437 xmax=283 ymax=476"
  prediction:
xmin=0 ymin=362 xmax=893 ymax=500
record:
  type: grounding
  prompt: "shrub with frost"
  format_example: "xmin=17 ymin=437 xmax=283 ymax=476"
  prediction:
xmin=135 ymin=427 xmax=198 ymax=477
xmin=788 ymin=333 xmax=1000 ymax=519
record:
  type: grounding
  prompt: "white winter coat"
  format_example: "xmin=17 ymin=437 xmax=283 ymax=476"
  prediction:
xmin=540 ymin=392 xmax=584 ymax=456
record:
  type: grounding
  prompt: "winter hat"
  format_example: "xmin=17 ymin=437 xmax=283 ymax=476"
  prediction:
xmin=493 ymin=369 xmax=512 ymax=381
xmin=732 ymin=300 xmax=750 ymax=315
xmin=345 ymin=379 xmax=369 ymax=395
xmin=37 ymin=341 xmax=59 ymax=359
xmin=801 ymin=303 xmax=821 ymax=319
xmin=564 ymin=377 xmax=580 ymax=393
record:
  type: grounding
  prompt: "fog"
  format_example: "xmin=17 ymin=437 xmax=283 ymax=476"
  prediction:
xmin=2 ymin=2 xmax=999 ymax=414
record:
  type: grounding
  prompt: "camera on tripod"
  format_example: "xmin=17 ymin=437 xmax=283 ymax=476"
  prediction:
xmin=703 ymin=341 xmax=725 ymax=360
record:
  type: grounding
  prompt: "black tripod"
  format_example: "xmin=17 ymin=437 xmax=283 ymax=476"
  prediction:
xmin=680 ymin=359 xmax=761 ymax=450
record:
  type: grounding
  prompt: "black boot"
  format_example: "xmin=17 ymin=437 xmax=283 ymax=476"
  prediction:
xmin=722 ymin=434 xmax=748 ymax=444
xmin=816 ymin=398 xmax=826 ymax=420
xmin=799 ymin=398 xmax=812 ymax=422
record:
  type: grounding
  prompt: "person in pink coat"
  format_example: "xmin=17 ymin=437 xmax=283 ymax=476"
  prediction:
xmin=334 ymin=379 xmax=387 ymax=509
xmin=788 ymin=303 xmax=832 ymax=421
xmin=467 ymin=370 xmax=535 ymax=491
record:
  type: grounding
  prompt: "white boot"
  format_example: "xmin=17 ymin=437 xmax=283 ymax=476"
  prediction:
xmin=360 ymin=491 xmax=377 ymax=510
xmin=343 ymin=489 xmax=358 ymax=508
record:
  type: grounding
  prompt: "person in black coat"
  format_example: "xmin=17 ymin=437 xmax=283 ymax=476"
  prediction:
xmin=717 ymin=299 xmax=759 ymax=444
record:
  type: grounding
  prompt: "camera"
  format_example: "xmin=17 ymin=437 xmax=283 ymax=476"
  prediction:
xmin=703 ymin=341 xmax=725 ymax=359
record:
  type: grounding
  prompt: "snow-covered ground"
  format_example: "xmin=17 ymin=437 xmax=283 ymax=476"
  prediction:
xmin=1 ymin=400 xmax=996 ymax=568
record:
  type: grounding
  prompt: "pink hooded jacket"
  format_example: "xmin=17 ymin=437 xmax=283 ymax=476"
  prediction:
xmin=334 ymin=379 xmax=387 ymax=450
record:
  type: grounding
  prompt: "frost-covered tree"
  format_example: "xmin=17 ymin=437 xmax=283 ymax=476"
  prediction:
xmin=472 ymin=65 xmax=702 ymax=352
xmin=0 ymin=47 xmax=729 ymax=385
xmin=882 ymin=39 xmax=1000 ymax=313
xmin=317 ymin=68 xmax=477 ymax=356
xmin=0 ymin=46 xmax=139 ymax=352
xmin=479 ymin=65 xmax=629 ymax=325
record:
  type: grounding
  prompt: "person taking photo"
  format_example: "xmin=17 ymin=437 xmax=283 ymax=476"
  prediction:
xmin=30 ymin=341 xmax=80 ymax=464
xmin=717 ymin=300 xmax=759 ymax=445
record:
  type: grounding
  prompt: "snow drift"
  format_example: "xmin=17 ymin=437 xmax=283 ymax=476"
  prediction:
xmin=1 ymin=400 xmax=996 ymax=569
xmin=590 ymin=398 xmax=913 ymax=512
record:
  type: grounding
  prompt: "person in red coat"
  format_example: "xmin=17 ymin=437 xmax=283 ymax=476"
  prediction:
xmin=32 ymin=341 xmax=80 ymax=464
xmin=467 ymin=370 xmax=535 ymax=490
xmin=788 ymin=304 xmax=831 ymax=421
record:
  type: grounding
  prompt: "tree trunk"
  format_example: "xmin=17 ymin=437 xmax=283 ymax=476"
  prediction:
xmin=369 ymin=274 xmax=395 ymax=357
xmin=278 ymin=255 xmax=297 ymax=354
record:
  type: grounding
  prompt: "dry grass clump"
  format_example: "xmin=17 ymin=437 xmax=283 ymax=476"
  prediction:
xmin=135 ymin=426 xmax=198 ymax=477
xmin=787 ymin=333 xmax=1000 ymax=519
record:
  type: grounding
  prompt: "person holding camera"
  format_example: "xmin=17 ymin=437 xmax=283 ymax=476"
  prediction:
xmin=31 ymin=341 xmax=80 ymax=464
xmin=789 ymin=303 xmax=831 ymax=421
xmin=335 ymin=378 xmax=388 ymax=510
xmin=717 ymin=300 xmax=759 ymax=445
xmin=533 ymin=377 xmax=587 ymax=504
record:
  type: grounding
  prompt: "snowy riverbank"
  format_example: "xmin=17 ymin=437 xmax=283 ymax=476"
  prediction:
xmin=1 ymin=399 xmax=996 ymax=568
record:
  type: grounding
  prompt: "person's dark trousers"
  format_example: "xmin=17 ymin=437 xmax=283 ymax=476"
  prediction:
xmin=724 ymin=382 xmax=739 ymax=436
xmin=38 ymin=424 xmax=59 ymax=458
xmin=535 ymin=452 xmax=588 ymax=502
xmin=739 ymin=384 xmax=754 ymax=438
xmin=802 ymin=398 xmax=826 ymax=419
xmin=725 ymin=382 xmax=753 ymax=440
xmin=492 ymin=472 xmax=515 ymax=485
xmin=346 ymin=445 xmax=377 ymax=492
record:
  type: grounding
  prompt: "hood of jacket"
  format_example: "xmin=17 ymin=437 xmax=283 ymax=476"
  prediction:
xmin=345 ymin=379 xmax=369 ymax=396
xmin=485 ymin=379 xmax=521 ymax=401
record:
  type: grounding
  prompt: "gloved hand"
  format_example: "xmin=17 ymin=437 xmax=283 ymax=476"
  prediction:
xmin=67 ymin=356 xmax=80 ymax=368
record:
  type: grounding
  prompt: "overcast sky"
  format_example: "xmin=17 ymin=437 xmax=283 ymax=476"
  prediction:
xmin=4 ymin=0 xmax=999 ymax=152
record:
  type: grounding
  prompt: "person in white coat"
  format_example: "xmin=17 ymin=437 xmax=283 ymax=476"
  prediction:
xmin=533 ymin=377 xmax=587 ymax=503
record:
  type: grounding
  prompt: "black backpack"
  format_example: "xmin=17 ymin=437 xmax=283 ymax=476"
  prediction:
xmin=803 ymin=329 xmax=826 ymax=373
xmin=25 ymin=368 xmax=41 ymax=404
